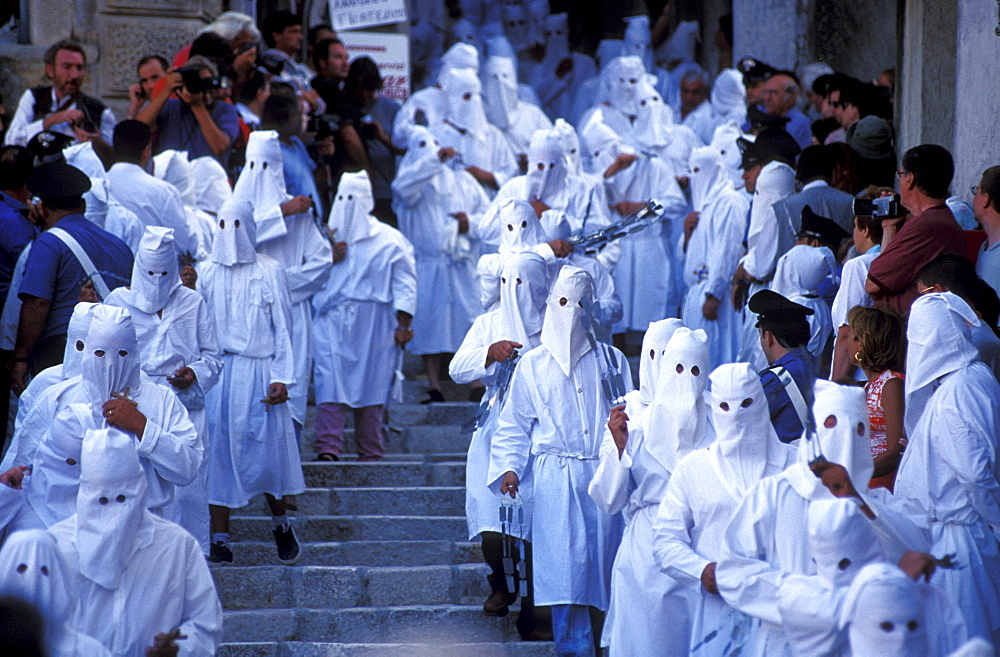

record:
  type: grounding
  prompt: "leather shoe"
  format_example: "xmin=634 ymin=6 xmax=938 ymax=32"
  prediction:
xmin=483 ymin=590 xmax=514 ymax=617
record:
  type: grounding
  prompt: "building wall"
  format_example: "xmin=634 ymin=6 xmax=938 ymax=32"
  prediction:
xmin=810 ymin=0 xmax=895 ymax=81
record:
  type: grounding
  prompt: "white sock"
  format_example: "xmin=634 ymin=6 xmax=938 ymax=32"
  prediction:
xmin=212 ymin=532 xmax=229 ymax=546
xmin=271 ymin=515 xmax=290 ymax=531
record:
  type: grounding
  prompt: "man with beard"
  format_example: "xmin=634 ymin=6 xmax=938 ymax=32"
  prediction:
xmin=137 ymin=56 xmax=241 ymax=168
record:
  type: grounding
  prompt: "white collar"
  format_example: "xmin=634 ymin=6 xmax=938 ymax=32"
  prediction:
xmin=802 ymin=179 xmax=829 ymax=191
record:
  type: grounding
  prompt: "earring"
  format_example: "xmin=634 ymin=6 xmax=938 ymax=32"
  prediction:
xmin=854 ymin=351 xmax=862 ymax=362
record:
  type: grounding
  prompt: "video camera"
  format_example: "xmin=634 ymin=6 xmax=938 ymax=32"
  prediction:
xmin=853 ymin=194 xmax=904 ymax=219
xmin=177 ymin=66 xmax=223 ymax=94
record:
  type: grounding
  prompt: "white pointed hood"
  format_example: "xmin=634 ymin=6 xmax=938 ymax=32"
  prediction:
xmin=526 ymin=128 xmax=568 ymax=204
xmin=634 ymin=81 xmax=673 ymax=149
xmin=623 ymin=15 xmax=654 ymax=72
xmin=75 ymin=427 xmax=151 ymax=590
xmin=499 ymin=251 xmax=550 ymax=349
xmin=451 ymin=18 xmax=482 ymax=53
xmin=191 ymin=155 xmax=232 ymax=215
xmin=541 ymin=265 xmax=595 ymax=376
xmin=709 ymin=362 xmax=787 ymax=497
xmin=710 ymin=121 xmax=749 ymax=189
xmin=644 ymin=327 xmax=711 ymax=471
xmin=553 ymin=119 xmax=583 ymax=175
xmin=808 ymin=498 xmax=884 ymax=589
xmin=151 ymin=149 xmax=196 ymax=207
xmin=440 ymin=42 xmax=480 ymax=79
xmin=540 ymin=13 xmax=570 ymax=66
xmin=329 ymin=170 xmax=380 ymax=245
xmin=210 ymin=197 xmax=258 ymax=265
xmin=482 ymin=55 xmax=519 ymax=130
xmin=62 ymin=302 xmax=98 ymax=379
xmin=689 ymin=145 xmax=733 ymax=212
xmin=128 ymin=226 xmax=180 ymax=314
xmin=711 ymin=69 xmax=748 ymax=125
xmin=441 ymin=67 xmax=490 ymax=135
xmin=0 ymin=529 xmax=76 ymax=651
xmin=397 ymin=125 xmax=444 ymax=188
xmin=789 ymin=380 xmax=874 ymax=500
xmin=63 ymin=141 xmax=106 ymax=179
xmin=772 ymin=244 xmax=832 ymax=299
xmin=638 ymin=318 xmax=684 ymax=405
xmin=232 ymin=130 xmax=288 ymax=230
xmin=595 ymin=39 xmax=625 ymax=71
xmin=80 ymin=305 xmax=141 ymax=403
xmin=497 ymin=198 xmax=548 ymax=254
xmin=581 ymin=111 xmax=627 ymax=175
xmin=840 ymin=564 xmax=928 ymax=657
xmin=905 ymin=292 xmax=980 ymax=432
xmin=607 ymin=56 xmax=647 ymax=117
xmin=525 ymin=0 xmax=550 ymax=47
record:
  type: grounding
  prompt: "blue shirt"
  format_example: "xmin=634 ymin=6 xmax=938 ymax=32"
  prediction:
xmin=154 ymin=98 xmax=241 ymax=168
xmin=0 ymin=191 xmax=38 ymax=312
xmin=760 ymin=347 xmax=817 ymax=443
xmin=19 ymin=214 xmax=133 ymax=340
xmin=280 ymin=137 xmax=323 ymax=218
xmin=742 ymin=106 xmax=813 ymax=151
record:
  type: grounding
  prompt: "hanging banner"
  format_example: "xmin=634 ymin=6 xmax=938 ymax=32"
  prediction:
xmin=329 ymin=0 xmax=407 ymax=32
xmin=338 ymin=30 xmax=410 ymax=100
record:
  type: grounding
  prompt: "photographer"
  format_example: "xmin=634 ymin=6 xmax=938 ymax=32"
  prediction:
xmin=865 ymin=144 xmax=966 ymax=315
xmin=136 ymin=55 xmax=241 ymax=168
xmin=125 ymin=55 xmax=168 ymax=121
xmin=4 ymin=41 xmax=115 ymax=163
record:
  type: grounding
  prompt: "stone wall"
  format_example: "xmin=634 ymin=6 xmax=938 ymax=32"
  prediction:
xmin=810 ymin=0 xmax=895 ymax=81
xmin=732 ymin=0 xmax=808 ymax=71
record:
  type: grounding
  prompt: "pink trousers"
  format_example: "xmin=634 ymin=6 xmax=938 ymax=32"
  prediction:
xmin=315 ymin=403 xmax=385 ymax=461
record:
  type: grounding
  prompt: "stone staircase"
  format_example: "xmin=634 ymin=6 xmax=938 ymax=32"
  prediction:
xmin=213 ymin=360 xmax=556 ymax=657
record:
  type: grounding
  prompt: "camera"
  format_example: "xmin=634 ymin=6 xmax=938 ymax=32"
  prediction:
xmin=178 ymin=66 xmax=221 ymax=94
xmin=854 ymin=195 xmax=904 ymax=218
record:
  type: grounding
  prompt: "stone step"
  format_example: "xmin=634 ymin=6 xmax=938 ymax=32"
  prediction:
xmin=212 ymin=564 xmax=491 ymax=611
xmin=300 ymin=424 xmax=472 ymax=458
xmin=218 ymin=641 xmax=555 ymax=657
xmin=301 ymin=462 xmax=466 ymax=488
xmin=220 ymin=540 xmax=480 ymax=568
xmin=401 ymin=380 xmax=475 ymax=404
xmin=229 ymin=515 xmax=467 ymax=543
xmin=247 ymin=487 xmax=465 ymax=517
xmin=222 ymin=606 xmax=525 ymax=644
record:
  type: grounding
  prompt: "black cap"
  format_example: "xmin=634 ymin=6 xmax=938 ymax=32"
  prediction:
xmin=738 ymin=57 xmax=779 ymax=84
xmin=746 ymin=104 xmax=791 ymax=132
xmin=798 ymin=205 xmax=850 ymax=245
xmin=26 ymin=131 xmax=74 ymax=165
xmin=749 ymin=288 xmax=813 ymax=330
xmin=26 ymin=162 xmax=92 ymax=201
xmin=739 ymin=127 xmax=801 ymax=169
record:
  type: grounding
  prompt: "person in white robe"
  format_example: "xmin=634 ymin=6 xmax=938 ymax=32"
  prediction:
xmin=490 ymin=265 xmax=633 ymax=657
xmin=631 ymin=81 xmax=702 ymax=177
xmin=450 ymin=252 xmax=550 ymax=625
xmin=589 ymin=327 xmax=714 ymax=656
xmin=49 ymin=427 xmax=222 ymax=656
xmin=771 ymin=244 xmax=835 ymax=360
xmin=198 ymin=197 xmax=305 ymax=564
xmin=104 ymin=227 xmax=222 ymax=554
xmin=62 ymin=142 xmax=144 ymax=253
xmin=841 ymin=563 xmax=982 ymax=657
xmin=623 ymin=15 xmax=673 ymax=107
xmin=105 ymin=121 xmax=197 ymax=257
xmin=735 ymin=158 xmax=797 ymax=371
xmin=591 ymin=56 xmax=649 ymax=146
xmin=0 ymin=529 xmax=110 ymax=657
xmin=393 ymin=126 xmax=489 ymax=401
xmin=579 ymin=114 xmax=688 ymax=332
xmin=892 ymin=292 xmax=1000 ymax=645
xmin=232 ymin=130 xmax=332 ymax=430
xmin=312 ymin=171 xmax=417 ymax=459
xmin=778 ymin=499 xmax=968 ymax=657
xmin=709 ymin=69 xmax=749 ymax=130
xmin=682 ymin=146 xmax=750 ymax=368
xmin=653 ymin=362 xmax=795 ymax=657
xmin=711 ymin=122 xmax=751 ymax=192
xmin=7 ymin=304 xmax=202 ymax=530
xmin=568 ymin=39 xmax=624 ymax=128
xmin=483 ymin=126 xmax=618 ymax=272
xmin=189 ymin=155 xmax=232 ymax=245
xmin=151 ymin=150 xmax=215 ymax=262
xmin=715 ymin=380 xmax=929 ymax=657
xmin=527 ymin=13 xmax=595 ymax=120
xmin=393 ymin=42 xmax=479 ymax=147
xmin=432 ymin=68 xmax=520 ymax=198
xmin=482 ymin=53 xmax=552 ymax=164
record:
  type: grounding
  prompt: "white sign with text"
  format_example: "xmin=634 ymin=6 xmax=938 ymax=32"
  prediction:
xmin=338 ymin=30 xmax=411 ymax=100
xmin=329 ymin=0 xmax=407 ymax=32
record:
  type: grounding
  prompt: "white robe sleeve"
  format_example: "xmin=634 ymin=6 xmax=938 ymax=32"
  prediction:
xmin=266 ymin=265 xmax=296 ymax=385
xmin=487 ymin=129 xmax=520 ymax=190
xmin=587 ymin=423 xmax=633 ymax=516
xmin=937 ymin=403 xmax=1000 ymax=540
xmin=488 ymin=357 xmax=537 ymax=489
xmin=186 ymin=295 xmax=223 ymax=395
xmin=707 ymin=196 xmax=750 ymax=302
xmin=390 ymin=239 xmax=418 ymax=316
xmin=449 ymin=314 xmax=496 ymax=384
xmin=136 ymin=388 xmax=202 ymax=487
xmin=99 ymin=107 xmax=116 ymax=146
xmin=176 ymin=532 xmax=224 ymax=656
xmin=652 ymin=464 xmax=713 ymax=583
xmin=390 ymin=159 xmax=436 ymax=208
xmin=716 ymin=484 xmax=786 ymax=626
xmin=253 ymin=204 xmax=288 ymax=244
xmin=3 ymin=90 xmax=44 ymax=146
xmin=286 ymin=221 xmax=334 ymax=305
xmin=163 ymin=187 xmax=199 ymax=258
